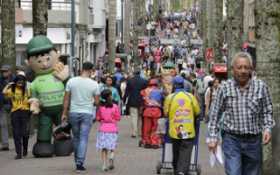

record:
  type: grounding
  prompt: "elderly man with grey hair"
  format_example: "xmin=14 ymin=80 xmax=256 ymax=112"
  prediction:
xmin=207 ymin=52 xmax=275 ymax=175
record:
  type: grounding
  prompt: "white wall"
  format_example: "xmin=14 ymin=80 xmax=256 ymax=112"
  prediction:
xmin=92 ymin=0 xmax=106 ymax=28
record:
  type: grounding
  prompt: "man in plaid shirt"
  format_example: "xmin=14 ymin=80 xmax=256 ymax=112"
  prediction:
xmin=207 ymin=52 xmax=275 ymax=175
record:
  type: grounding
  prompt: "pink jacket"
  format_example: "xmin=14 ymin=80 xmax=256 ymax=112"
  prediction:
xmin=154 ymin=49 xmax=161 ymax=63
xmin=96 ymin=104 xmax=121 ymax=133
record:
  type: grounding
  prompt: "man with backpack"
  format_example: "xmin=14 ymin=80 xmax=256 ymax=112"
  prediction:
xmin=164 ymin=76 xmax=200 ymax=175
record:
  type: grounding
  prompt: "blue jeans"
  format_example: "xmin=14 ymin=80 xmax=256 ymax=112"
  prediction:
xmin=69 ymin=112 xmax=93 ymax=166
xmin=222 ymin=132 xmax=262 ymax=175
xmin=0 ymin=108 xmax=9 ymax=147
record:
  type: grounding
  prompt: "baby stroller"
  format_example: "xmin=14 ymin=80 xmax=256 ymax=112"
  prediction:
xmin=156 ymin=118 xmax=202 ymax=175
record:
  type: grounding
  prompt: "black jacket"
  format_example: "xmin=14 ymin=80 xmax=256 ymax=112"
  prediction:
xmin=124 ymin=75 xmax=147 ymax=108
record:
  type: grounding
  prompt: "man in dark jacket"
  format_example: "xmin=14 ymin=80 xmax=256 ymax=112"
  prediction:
xmin=124 ymin=68 xmax=147 ymax=138
xmin=0 ymin=64 xmax=14 ymax=151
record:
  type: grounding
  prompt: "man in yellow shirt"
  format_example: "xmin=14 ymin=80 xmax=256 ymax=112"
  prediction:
xmin=164 ymin=75 xmax=200 ymax=175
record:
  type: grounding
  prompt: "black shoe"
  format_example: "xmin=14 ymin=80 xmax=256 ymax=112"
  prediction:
xmin=76 ymin=164 xmax=86 ymax=173
xmin=151 ymin=145 xmax=160 ymax=149
xmin=0 ymin=147 xmax=9 ymax=151
xmin=14 ymin=155 xmax=22 ymax=160
xmin=144 ymin=144 xmax=152 ymax=149
xmin=108 ymin=159 xmax=114 ymax=170
xmin=23 ymin=151 xmax=28 ymax=157
xmin=131 ymin=135 xmax=136 ymax=138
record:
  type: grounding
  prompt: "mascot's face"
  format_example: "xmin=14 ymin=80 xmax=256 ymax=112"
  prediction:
xmin=28 ymin=50 xmax=59 ymax=75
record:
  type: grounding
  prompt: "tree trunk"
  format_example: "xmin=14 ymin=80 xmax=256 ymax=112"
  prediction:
xmin=132 ymin=0 xmax=141 ymax=67
xmin=108 ymin=0 xmax=117 ymax=73
xmin=32 ymin=0 xmax=48 ymax=36
xmin=201 ymin=0 xmax=208 ymax=56
xmin=206 ymin=0 xmax=214 ymax=54
xmin=124 ymin=0 xmax=131 ymax=52
xmin=226 ymin=0 xmax=243 ymax=74
xmin=1 ymin=0 xmax=16 ymax=68
xmin=255 ymin=1 xmax=280 ymax=174
xmin=213 ymin=0 xmax=223 ymax=62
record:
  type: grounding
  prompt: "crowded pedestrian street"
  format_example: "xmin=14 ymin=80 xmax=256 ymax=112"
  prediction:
xmin=0 ymin=117 xmax=224 ymax=175
xmin=0 ymin=0 xmax=280 ymax=175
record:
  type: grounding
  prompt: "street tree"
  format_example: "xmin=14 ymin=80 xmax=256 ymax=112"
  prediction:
xmin=206 ymin=0 xmax=214 ymax=53
xmin=255 ymin=0 xmax=280 ymax=174
xmin=32 ymin=0 xmax=48 ymax=36
xmin=0 ymin=0 xmax=16 ymax=68
xmin=226 ymin=0 xmax=243 ymax=69
xmin=124 ymin=0 xmax=131 ymax=52
xmin=108 ymin=0 xmax=117 ymax=73
xmin=132 ymin=0 xmax=141 ymax=67
xmin=213 ymin=0 xmax=224 ymax=62
xmin=200 ymin=0 xmax=208 ymax=56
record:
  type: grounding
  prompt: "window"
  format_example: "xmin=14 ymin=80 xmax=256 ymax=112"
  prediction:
xmin=48 ymin=0 xmax=52 ymax=9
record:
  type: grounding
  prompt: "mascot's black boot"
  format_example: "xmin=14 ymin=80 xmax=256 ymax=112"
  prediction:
xmin=32 ymin=142 xmax=54 ymax=158
xmin=54 ymin=139 xmax=73 ymax=156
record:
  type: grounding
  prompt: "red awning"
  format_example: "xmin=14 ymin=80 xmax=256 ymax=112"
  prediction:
xmin=213 ymin=64 xmax=227 ymax=73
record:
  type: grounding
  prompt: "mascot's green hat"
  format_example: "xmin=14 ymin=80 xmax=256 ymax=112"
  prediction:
xmin=27 ymin=35 xmax=54 ymax=57
xmin=163 ymin=60 xmax=175 ymax=69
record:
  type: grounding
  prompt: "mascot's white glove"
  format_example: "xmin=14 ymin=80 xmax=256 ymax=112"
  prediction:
xmin=53 ymin=62 xmax=69 ymax=81
xmin=28 ymin=98 xmax=41 ymax=114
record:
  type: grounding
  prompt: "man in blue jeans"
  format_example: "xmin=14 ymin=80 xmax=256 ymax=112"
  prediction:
xmin=0 ymin=65 xmax=14 ymax=151
xmin=62 ymin=62 xmax=99 ymax=173
xmin=208 ymin=52 xmax=275 ymax=175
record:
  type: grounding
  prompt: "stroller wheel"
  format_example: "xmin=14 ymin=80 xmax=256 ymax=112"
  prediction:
xmin=156 ymin=161 xmax=162 ymax=174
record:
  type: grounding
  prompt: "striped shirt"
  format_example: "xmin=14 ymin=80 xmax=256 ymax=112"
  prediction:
xmin=208 ymin=79 xmax=275 ymax=141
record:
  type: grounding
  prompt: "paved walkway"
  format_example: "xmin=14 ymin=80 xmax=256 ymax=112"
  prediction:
xmin=0 ymin=116 xmax=224 ymax=175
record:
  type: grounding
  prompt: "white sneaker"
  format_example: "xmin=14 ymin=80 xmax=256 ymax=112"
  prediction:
xmin=102 ymin=164 xmax=108 ymax=172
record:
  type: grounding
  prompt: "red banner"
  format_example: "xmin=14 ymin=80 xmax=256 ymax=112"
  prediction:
xmin=205 ymin=48 xmax=214 ymax=62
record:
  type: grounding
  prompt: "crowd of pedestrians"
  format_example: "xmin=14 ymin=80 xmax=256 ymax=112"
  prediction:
xmin=0 ymin=8 xmax=275 ymax=175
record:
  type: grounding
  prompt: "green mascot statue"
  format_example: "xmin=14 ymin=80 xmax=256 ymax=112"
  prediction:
xmin=26 ymin=35 xmax=71 ymax=157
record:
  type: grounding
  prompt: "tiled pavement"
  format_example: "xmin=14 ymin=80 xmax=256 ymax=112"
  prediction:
xmin=0 ymin=116 xmax=225 ymax=175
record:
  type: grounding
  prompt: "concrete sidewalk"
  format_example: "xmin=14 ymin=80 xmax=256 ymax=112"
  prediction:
xmin=0 ymin=116 xmax=224 ymax=175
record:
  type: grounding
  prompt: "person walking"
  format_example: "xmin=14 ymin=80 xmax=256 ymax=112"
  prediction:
xmin=204 ymin=78 xmax=221 ymax=123
xmin=0 ymin=64 xmax=14 ymax=151
xmin=96 ymin=89 xmax=121 ymax=171
xmin=164 ymin=76 xmax=200 ymax=175
xmin=2 ymin=73 xmax=31 ymax=159
xmin=124 ymin=68 xmax=147 ymax=138
xmin=100 ymin=75 xmax=121 ymax=105
xmin=140 ymin=78 xmax=163 ymax=148
xmin=208 ymin=52 xmax=275 ymax=175
xmin=61 ymin=62 xmax=100 ymax=173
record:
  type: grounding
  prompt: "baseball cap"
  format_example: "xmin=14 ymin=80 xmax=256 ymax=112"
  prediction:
xmin=17 ymin=71 xmax=26 ymax=77
xmin=173 ymin=75 xmax=184 ymax=85
xmin=0 ymin=64 xmax=12 ymax=71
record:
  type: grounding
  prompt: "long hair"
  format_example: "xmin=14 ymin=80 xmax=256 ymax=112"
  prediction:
xmin=100 ymin=89 xmax=113 ymax=108
xmin=11 ymin=75 xmax=27 ymax=97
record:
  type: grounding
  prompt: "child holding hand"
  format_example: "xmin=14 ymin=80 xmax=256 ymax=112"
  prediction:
xmin=96 ymin=89 xmax=121 ymax=171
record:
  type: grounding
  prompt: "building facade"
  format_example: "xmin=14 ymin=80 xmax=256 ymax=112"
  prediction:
xmin=11 ymin=0 xmax=106 ymax=66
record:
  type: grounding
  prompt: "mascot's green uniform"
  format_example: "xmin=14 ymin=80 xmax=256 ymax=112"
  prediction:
xmin=26 ymin=35 xmax=68 ymax=157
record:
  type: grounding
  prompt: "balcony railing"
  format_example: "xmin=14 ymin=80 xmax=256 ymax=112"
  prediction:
xmin=18 ymin=0 xmax=79 ymax=11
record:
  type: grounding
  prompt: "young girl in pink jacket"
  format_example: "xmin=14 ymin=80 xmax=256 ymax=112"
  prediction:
xmin=96 ymin=89 xmax=121 ymax=171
